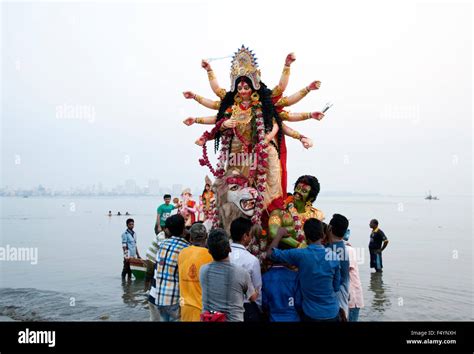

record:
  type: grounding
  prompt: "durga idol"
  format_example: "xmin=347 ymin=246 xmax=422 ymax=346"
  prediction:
xmin=184 ymin=45 xmax=326 ymax=225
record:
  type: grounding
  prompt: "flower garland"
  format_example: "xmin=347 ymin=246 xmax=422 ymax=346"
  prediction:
xmin=198 ymin=102 xmax=269 ymax=227
xmin=250 ymin=102 xmax=267 ymax=225
xmin=286 ymin=196 xmax=306 ymax=243
xmin=198 ymin=109 xmax=232 ymax=179
xmin=198 ymin=110 xmax=232 ymax=229
xmin=209 ymin=203 xmax=220 ymax=229
xmin=249 ymin=228 xmax=268 ymax=260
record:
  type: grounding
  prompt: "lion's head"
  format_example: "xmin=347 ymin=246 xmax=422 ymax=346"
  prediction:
xmin=211 ymin=171 xmax=258 ymax=234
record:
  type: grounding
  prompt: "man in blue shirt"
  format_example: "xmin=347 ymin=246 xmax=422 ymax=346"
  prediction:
xmin=267 ymin=218 xmax=341 ymax=321
xmin=326 ymin=214 xmax=350 ymax=321
xmin=121 ymin=218 xmax=141 ymax=280
xmin=262 ymin=261 xmax=302 ymax=322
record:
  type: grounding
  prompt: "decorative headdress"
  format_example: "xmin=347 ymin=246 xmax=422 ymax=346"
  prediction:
xmin=230 ymin=45 xmax=261 ymax=92
xmin=181 ymin=188 xmax=192 ymax=196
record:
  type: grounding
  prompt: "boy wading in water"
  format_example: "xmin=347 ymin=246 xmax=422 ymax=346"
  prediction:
xmin=121 ymin=218 xmax=141 ymax=280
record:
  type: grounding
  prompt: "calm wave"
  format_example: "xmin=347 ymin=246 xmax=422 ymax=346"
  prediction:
xmin=0 ymin=195 xmax=472 ymax=321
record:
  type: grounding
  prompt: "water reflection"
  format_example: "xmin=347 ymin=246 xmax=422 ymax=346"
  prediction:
xmin=121 ymin=279 xmax=148 ymax=307
xmin=369 ymin=272 xmax=391 ymax=314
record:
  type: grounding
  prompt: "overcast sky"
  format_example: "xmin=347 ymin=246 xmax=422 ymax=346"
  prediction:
xmin=1 ymin=0 xmax=472 ymax=196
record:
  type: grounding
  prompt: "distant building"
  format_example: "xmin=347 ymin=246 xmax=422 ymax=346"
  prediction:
xmin=159 ymin=187 xmax=172 ymax=196
xmin=113 ymin=184 xmax=125 ymax=195
xmin=148 ymin=179 xmax=160 ymax=195
xmin=172 ymin=184 xmax=183 ymax=197
xmin=194 ymin=185 xmax=201 ymax=196
xmin=125 ymin=179 xmax=137 ymax=195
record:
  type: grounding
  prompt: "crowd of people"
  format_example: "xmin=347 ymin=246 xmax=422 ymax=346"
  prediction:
xmin=120 ymin=191 xmax=389 ymax=322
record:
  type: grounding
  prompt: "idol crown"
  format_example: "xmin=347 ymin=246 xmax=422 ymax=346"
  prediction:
xmin=230 ymin=45 xmax=261 ymax=91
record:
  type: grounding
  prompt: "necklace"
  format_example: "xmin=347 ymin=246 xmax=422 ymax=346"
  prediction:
xmin=232 ymin=104 xmax=252 ymax=125
xmin=288 ymin=202 xmax=314 ymax=243
xmin=240 ymin=101 xmax=251 ymax=109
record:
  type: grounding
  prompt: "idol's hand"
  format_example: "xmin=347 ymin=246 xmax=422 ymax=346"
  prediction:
xmin=183 ymin=91 xmax=195 ymax=99
xmin=201 ymin=59 xmax=212 ymax=71
xmin=311 ymin=112 xmax=325 ymax=121
xmin=183 ymin=117 xmax=196 ymax=126
xmin=301 ymin=137 xmax=313 ymax=149
xmin=285 ymin=52 xmax=296 ymax=66
xmin=277 ymin=226 xmax=289 ymax=239
xmin=222 ymin=118 xmax=237 ymax=129
xmin=195 ymin=137 xmax=205 ymax=146
xmin=308 ymin=80 xmax=321 ymax=90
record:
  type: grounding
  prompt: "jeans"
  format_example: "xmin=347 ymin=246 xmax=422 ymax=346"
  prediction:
xmin=369 ymin=249 xmax=383 ymax=270
xmin=121 ymin=258 xmax=131 ymax=279
xmin=244 ymin=302 xmax=262 ymax=322
xmin=349 ymin=307 xmax=360 ymax=322
xmin=149 ymin=302 xmax=161 ymax=321
xmin=149 ymin=302 xmax=180 ymax=322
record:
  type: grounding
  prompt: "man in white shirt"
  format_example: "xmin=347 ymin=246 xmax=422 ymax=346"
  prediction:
xmin=344 ymin=230 xmax=364 ymax=322
xmin=229 ymin=217 xmax=262 ymax=322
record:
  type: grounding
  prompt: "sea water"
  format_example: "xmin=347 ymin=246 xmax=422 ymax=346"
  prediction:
xmin=0 ymin=195 xmax=472 ymax=321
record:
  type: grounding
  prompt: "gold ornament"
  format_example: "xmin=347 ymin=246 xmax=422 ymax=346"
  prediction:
xmin=234 ymin=94 xmax=242 ymax=104
xmin=279 ymin=111 xmax=289 ymax=121
xmin=194 ymin=95 xmax=203 ymax=104
xmin=217 ymin=88 xmax=227 ymax=100
xmin=299 ymin=87 xmax=310 ymax=97
xmin=207 ymin=70 xmax=216 ymax=81
xmin=251 ymin=92 xmax=260 ymax=102
xmin=232 ymin=105 xmax=253 ymax=125
xmin=269 ymin=215 xmax=282 ymax=225
xmin=291 ymin=130 xmax=301 ymax=140
xmin=271 ymin=85 xmax=283 ymax=98
xmin=276 ymin=97 xmax=289 ymax=107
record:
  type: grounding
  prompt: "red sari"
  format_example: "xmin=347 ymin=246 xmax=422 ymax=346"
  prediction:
xmin=266 ymin=93 xmax=288 ymax=214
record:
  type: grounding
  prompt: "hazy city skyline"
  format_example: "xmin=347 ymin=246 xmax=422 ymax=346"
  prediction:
xmin=1 ymin=0 xmax=472 ymax=197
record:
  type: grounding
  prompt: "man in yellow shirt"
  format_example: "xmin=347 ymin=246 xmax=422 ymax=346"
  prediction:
xmin=178 ymin=222 xmax=213 ymax=321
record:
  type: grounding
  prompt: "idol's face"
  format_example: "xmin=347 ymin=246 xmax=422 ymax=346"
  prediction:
xmin=182 ymin=192 xmax=191 ymax=200
xmin=237 ymin=80 xmax=252 ymax=100
xmin=294 ymin=182 xmax=311 ymax=203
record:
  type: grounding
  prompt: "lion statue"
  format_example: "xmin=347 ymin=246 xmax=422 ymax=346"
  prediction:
xmin=210 ymin=170 xmax=259 ymax=235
